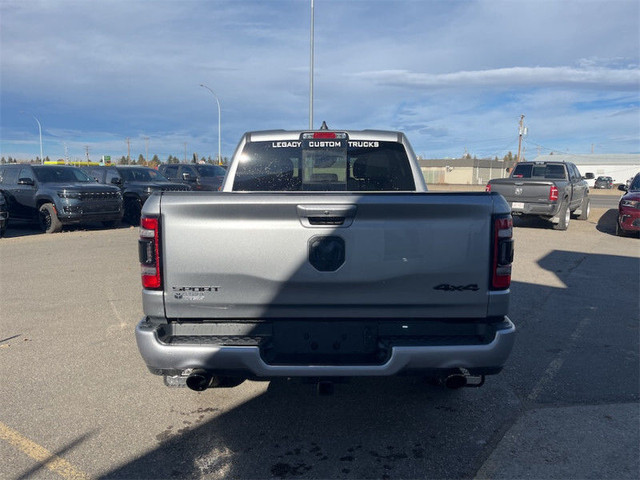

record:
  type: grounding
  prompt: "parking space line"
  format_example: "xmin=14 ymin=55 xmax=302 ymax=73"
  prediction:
xmin=527 ymin=317 xmax=591 ymax=402
xmin=0 ymin=422 xmax=91 ymax=480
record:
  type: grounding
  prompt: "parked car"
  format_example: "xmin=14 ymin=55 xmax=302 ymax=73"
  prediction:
xmin=617 ymin=172 xmax=640 ymax=237
xmin=0 ymin=164 xmax=123 ymax=233
xmin=158 ymin=163 xmax=227 ymax=191
xmin=81 ymin=165 xmax=190 ymax=225
xmin=0 ymin=190 xmax=8 ymax=237
xmin=594 ymin=176 xmax=613 ymax=189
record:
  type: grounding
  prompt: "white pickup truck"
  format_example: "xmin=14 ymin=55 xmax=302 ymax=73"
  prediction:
xmin=135 ymin=127 xmax=515 ymax=392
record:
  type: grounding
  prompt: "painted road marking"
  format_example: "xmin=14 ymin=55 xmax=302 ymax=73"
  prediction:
xmin=0 ymin=422 xmax=91 ymax=480
xmin=527 ymin=317 xmax=591 ymax=402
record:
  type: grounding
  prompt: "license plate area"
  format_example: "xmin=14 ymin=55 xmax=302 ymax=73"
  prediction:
xmin=511 ymin=202 xmax=524 ymax=210
xmin=263 ymin=321 xmax=382 ymax=365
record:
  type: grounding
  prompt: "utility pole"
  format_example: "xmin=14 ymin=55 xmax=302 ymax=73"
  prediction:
xmin=184 ymin=143 xmax=187 ymax=163
xmin=126 ymin=137 xmax=131 ymax=165
xmin=516 ymin=115 xmax=526 ymax=162
xmin=85 ymin=145 xmax=90 ymax=162
xmin=144 ymin=136 xmax=149 ymax=164
xmin=309 ymin=0 xmax=315 ymax=129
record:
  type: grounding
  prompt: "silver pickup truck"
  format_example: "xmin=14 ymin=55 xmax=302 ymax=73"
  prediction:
xmin=135 ymin=128 xmax=515 ymax=392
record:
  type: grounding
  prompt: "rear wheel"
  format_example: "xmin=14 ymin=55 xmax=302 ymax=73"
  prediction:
xmin=102 ymin=220 xmax=120 ymax=229
xmin=577 ymin=196 xmax=590 ymax=220
xmin=553 ymin=201 xmax=570 ymax=231
xmin=38 ymin=203 xmax=63 ymax=233
xmin=123 ymin=197 xmax=142 ymax=226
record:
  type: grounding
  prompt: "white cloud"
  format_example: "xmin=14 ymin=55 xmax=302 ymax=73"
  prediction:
xmin=355 ymin=65 xmax=640 ymax=90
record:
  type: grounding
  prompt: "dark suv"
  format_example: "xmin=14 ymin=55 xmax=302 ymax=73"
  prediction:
xmin=81 ymin=165 xmax=190 ymax=225
xmin=0 ymin=164 xmax=123 ymax=233
xmin=159 ymin=163 xmax=226 ymax=191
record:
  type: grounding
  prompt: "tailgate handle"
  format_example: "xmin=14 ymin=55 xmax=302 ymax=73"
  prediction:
xmin=297 ymin=205 xmax=357 ymax=228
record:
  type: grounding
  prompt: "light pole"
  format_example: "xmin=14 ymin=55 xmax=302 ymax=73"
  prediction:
xmin=200 ymin=84 xmax=221 ymax=164
xmin=22 ymin=111 xmax=44 ymax=163
xmin=309 ymin=0 xmax=315 ymax=130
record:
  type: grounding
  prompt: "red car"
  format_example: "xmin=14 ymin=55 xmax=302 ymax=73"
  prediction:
xmin=617 ymin=172 xmax=640 ymax=237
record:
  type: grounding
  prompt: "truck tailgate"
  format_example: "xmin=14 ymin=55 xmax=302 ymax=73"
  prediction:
xmin=159 ymin=193 xmax=498 ymax=320
xmin=490 ymin=179 xmax=554 ymax=204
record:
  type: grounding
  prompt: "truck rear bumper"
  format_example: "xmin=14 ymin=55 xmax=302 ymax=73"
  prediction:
xmin=510 ymin=201 xmax=558 ymax=217
xmin=135 ymin=317 xmax=516 ymax=377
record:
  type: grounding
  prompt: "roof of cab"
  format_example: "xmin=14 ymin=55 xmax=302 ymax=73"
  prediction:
xmin=245 ymin=129 xmax=404 ymax=143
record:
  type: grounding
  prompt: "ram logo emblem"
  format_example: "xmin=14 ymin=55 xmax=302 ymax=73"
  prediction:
xmin=309 ymin=236 xmax=345 ymax=272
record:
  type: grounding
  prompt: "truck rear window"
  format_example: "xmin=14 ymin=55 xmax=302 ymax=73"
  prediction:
xmin=232 ymin=141 xmax=416 ymax=192
xmin=511 ymin=163 xmax=566 ymax=180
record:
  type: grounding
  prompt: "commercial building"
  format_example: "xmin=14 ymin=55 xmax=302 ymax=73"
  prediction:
xmin=419 ymin=154 xmax=639 ymax=186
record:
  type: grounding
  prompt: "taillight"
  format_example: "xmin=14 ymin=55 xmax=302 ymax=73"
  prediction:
xmin=139 ymin=216 xmax=161 ymax=289
xmin=485 ymin=184 xmax=492 ymax=192
xmin=492 ymin=215 xmax=514 ymax=290
xmin=549 ymin=185 xmax=559 ymax=201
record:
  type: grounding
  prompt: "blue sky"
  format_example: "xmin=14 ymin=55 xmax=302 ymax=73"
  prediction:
xmin=1 ymin=0 xmax=639 ymax=162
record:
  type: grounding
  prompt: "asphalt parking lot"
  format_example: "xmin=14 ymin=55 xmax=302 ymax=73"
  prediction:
xmin=0 ymin=197 xmax=638 ymax=479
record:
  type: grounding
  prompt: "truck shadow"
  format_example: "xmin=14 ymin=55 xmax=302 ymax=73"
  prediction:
xmin=103 ymin=248 xmax=639 ymax=480
xmin=104 ymin=376 xmax=520 ymax=479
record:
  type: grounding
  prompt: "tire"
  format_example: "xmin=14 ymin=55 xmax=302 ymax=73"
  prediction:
xmin=102 ymin=220 xmax=120 ymax=229
xmin=577 ymin=196 xmax=590 ymax=220
xmin=38 ymin=203 xmax=63 ymax=233
xmin=553 ymin=200 xmax=570 ymax=231
xmin=616 ymin=219 xmax=626 ymax=237
xmin=123 ymin=197 xmax=142 ymax=226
